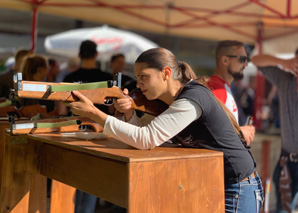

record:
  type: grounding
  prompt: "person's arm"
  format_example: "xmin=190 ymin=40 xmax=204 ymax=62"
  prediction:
xmin=251 ymin=54 xmax=298 ymax=77
xmin=66 ymin=90 xmax=107 ymax=127
xmin=67 ymin=91 xmax=202 ymax=150
xmin=104 ymin=98 xmax=202 ymax=149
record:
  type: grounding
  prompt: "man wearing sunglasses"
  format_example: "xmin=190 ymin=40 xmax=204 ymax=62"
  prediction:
xmin=207 ymin=40 xmax=255 ymax=146
xmin=251 ymin=50 xmax=298 ymax=213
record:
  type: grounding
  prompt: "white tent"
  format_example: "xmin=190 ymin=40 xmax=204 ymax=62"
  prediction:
xmin=44 ymin=25 xmax=158 ymax=63
xmin=1 ymin=0 xmax=298 ymax=53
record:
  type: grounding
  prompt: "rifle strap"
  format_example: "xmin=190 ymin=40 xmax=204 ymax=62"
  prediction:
xmin=50 ymin=81 xmax=110 ymax=92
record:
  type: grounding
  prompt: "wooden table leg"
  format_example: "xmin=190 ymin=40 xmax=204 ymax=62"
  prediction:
xmin=50 ymin=180 xmax=76 ymax=213
xmin=0 ymin=133 xmax=47 ymax=213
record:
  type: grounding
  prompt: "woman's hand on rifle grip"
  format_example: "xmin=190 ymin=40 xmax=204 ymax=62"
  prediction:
xmin=114 ymin=88 xmax=134 ymax=121
xmin=66 ymin=91 xmax=96 ymax=118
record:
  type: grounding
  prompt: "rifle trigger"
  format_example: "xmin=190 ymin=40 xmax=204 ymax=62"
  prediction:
xmin=104 ymin=98 xmax=114 ymax=106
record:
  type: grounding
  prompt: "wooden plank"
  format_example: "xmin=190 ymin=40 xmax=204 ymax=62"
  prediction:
xmin=28 ymin=174 xmax=47 ymax=213
xmin=1 ymin=122 xmax=31 ymax=213
xmin=2 ymin=132 xmax=224 ymax=212
xmin=27 ymin=134 xmax=223 ymax=163
xmin=50 ymin=180 xmax=76 ymax=213
xmin=0 ymin=133 xmax=47 ymax=213
xmin=128 ymin=156 xmax=225 ymax=213
xmin=0 ymin=133 xmax=31 ymax=212
xmin=0 ymin=121 xmax=9 ymax=190
xmin=34 ymin=141 xmax=129 ymax=208
xmin=10 ymin=192 xmax=30 ymax=213
xmin=28 ymin=134 xmax=224 ymax=212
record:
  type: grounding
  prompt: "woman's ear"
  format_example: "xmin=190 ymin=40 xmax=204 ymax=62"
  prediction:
xmin=162 ymin=66 xmax=172 ymax=80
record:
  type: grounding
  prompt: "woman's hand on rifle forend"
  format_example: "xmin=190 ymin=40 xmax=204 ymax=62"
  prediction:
xmin=113 ymin=88 xmax=134 ymax=121
xmin=65 ymin=90 xmax=107 ymax=127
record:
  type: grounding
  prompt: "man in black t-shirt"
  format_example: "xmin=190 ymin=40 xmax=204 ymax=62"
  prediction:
xmin=64 ymin=40 xmax=112 ymax=83
xmin=57 ymin=40 xmax=112 ymax=116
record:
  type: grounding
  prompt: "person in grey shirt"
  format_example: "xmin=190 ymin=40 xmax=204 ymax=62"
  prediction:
xmin=251 ymin=49 xmax=298 ymax=212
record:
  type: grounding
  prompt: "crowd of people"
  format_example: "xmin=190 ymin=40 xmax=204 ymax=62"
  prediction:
xmin=0 ymin=38 xmax=297 ymax=213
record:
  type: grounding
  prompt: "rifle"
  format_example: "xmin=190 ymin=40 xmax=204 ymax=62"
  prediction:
xmin=8 ymin=116 xmax=102 ymax=135
xmin=1 ymin=85 xmax=58 ymax=118
xmin=0 ymin=104 xmax=49 ymax=118
xmin=13 ymin=73 xmax=168 ymax=116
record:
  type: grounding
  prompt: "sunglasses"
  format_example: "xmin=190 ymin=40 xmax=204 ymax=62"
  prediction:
xmin=226 ymin=55 xmax=248 ymax=64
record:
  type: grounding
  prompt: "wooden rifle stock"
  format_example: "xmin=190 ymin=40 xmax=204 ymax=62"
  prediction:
xmin=17 ymin=81 xmax=168 ymax=116
xmin=0 ymin=104 xmax=47 ymax=118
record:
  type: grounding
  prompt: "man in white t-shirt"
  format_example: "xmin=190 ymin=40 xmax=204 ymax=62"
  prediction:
xmin=207 ymin=40 xmax=255 ymax=145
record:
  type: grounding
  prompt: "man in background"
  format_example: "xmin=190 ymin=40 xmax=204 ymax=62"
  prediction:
xmin=109 ymin=53 xmax=136 ymax=92
xmin=207 ymin=40 xmax=255 ymax=146
xmin=58 ymin=40 xmax=112 ymax=116
xmin=251 ymin=50 xmax=298 ymax=212
xmin=45 ymin=58 xmax=60 ymax=82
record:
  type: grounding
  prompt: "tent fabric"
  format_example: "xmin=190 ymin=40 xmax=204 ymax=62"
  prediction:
xmin=1 ymin=0 xmax=297 ymax=129
xmin=44 ymin=25 xmax=159 ymax=63
xmin=1 ymin=0 xmax=298 ymax=50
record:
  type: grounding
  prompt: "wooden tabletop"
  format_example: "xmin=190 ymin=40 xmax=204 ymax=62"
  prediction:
xmin=27 ymin=133 xmax=223 ymax=163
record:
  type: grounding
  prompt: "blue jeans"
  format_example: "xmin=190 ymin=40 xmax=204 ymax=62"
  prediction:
xmin=75 ymin=190 xmax=97 ymax=213
xmin=225 ymin=172 xmax=264 ymax=213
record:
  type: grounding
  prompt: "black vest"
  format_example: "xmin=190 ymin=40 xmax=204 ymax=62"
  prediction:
xmin=173 ymin=80 xmax=255 ymax=184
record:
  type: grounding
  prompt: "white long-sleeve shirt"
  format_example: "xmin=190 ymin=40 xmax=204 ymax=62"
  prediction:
xmin=103 ymin=99 xmax=202 ymax=150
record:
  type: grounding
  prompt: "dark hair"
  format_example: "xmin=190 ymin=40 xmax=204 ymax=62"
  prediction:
xmin=48 ymin=58 xmax=57 ymax=67
xmin=111 ymin=53 xmax=125 ymax=63
xmin=21 ymin=55 xmax=47 ymax=81
xmin=135 ymin=47 xmax=196 ymax=84
xmin=79 ymin=40 xmax=97 ymax=59
xmin=215 ymin=40 xmax=244 ymax=64
xmin=295 ymin=48 xmax=298 ymax=55
xmin=135 ymin=47 xmax=245 ymax=143
xmin=15 ymin=49 xmax=31 ymax=64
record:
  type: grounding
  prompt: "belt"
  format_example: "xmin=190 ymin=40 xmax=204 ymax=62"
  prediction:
xmin=241 ymin=170 xmax=257 ymax=182
xmin=282 ymin=151 xmax=298 ymax=163
xmin=289 ymin=153 xmax=298 ymax=162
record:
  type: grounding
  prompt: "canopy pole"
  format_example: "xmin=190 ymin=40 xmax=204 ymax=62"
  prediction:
xmin=253 ymin=21 xmax=265 ymax=131
xmin=31 ymin=3 xmax=38 ymax=52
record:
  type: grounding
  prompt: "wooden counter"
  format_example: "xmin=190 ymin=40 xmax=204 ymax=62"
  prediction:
xmin=0 ymin=118 xmax=76 ymax=213
xmin=1 ymin=131 xmax=225 ymax=212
